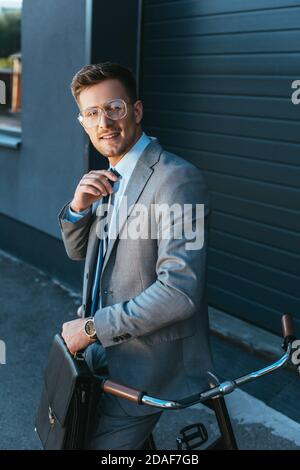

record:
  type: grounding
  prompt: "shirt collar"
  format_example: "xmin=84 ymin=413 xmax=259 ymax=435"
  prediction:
xmin=110 ymin=132 xmax=153 ymax=181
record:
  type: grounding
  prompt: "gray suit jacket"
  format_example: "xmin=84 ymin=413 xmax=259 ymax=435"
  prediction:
xmin=58 ymin=137 xmax=216 ymax=416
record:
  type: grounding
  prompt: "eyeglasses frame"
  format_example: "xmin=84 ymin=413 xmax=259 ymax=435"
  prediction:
xmin=77 ymin=98 xmax=135 ymax=128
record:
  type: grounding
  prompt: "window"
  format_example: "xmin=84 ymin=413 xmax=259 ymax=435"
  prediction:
xmin=0 ymin=0 xmax=22 ymax=130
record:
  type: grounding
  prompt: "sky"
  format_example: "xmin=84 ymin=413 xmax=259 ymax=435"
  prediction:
xmin=0 ymin=0 xmax=22 ymax=8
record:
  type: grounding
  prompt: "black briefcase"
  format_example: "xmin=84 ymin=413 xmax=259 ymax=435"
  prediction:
xmin=35 ymin=334 xmax=105 ymax=450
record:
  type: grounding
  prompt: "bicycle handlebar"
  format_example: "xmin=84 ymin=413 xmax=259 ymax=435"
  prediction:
xmin=281 ymin=313 xmax=295 ymax=340
xmin=97 ymin=314 xmax=298 ymax=410
xmin=102 ymin=380 xmax=144 ymax=404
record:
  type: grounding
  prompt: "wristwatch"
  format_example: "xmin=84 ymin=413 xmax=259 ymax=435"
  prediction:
xmin=84 ymin=317 xmax=97 ymax=340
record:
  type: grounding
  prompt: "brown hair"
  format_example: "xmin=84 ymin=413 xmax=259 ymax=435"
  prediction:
xmin=70 ymin=62 xmax=138 ymax=104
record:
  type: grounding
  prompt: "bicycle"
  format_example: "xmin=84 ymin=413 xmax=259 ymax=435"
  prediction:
xmin=96 ymin=313 xmax=299 ymax=450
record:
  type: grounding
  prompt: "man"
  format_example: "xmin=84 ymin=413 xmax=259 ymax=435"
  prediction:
xmin=58 ymin=62 xmax=215 ymax=450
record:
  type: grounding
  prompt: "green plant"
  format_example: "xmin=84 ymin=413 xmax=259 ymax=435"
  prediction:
xmin=0 ymin=57 xmax=12 ymax=69
xmin=0 ymin=11 xmax=21 ymax=58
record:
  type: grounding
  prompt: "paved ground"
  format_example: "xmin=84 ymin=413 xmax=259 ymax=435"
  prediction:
xmin=0 ymin=250 xmax=299 ymax=450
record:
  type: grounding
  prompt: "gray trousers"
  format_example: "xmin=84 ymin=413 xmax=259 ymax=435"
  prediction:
xmin=87 ymin=391 xmax=162 ymax=450
xmin=83 ymin=341 xmax=163 ymax=450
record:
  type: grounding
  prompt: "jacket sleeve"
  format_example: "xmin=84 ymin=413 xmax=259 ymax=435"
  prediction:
xmin=94 ymin=167 xmax=211 ymax=348
xmin=57 ymin=200 xmax=93 ymax=261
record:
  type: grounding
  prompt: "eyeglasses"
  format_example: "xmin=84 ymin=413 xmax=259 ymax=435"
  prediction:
xmin=77 ymin=98 xmax=133 ymax=128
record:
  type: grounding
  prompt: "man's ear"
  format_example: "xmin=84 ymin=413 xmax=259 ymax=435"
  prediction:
xmin=75 ymin=97 xmax=89 ymax=134
xmin=134 ymin=100 xmax=143 ymax=125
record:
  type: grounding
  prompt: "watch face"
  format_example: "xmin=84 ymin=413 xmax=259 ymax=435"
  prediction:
xmin=85 ymin=319 xmax=96 ymax=336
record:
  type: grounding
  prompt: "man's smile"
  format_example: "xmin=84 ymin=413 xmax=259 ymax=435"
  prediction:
xmin=101 ymin=132 xmax=121 ymax=141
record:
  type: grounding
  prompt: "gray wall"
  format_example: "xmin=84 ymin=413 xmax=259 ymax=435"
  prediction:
xmin=0 ymin=0 xmax=141 ymax=289
xmin=0 ymin=0 xmax=90 ymax=239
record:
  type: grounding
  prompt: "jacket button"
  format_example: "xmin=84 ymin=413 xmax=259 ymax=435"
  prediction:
xmin=86 ymin=272 xmax=89 ymax=280
xmin=104 ymin=289 xmax=113 ymax=295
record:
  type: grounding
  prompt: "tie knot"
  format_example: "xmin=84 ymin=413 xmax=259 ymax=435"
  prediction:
xmin=109 ymin=167 xmax=121 ymax=179
xmin=107 ymin=167 xmax=121 ymax=198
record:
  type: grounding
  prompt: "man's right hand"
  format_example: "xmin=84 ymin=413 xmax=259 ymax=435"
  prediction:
xmin=70 ymin=169 xmax=119 ymax=213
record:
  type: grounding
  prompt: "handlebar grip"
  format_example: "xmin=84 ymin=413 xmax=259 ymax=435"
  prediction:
xmin=102 ymin=379 xmax=144 ymax=404
xmin=281 ymin=313 xmax=295 ymax=339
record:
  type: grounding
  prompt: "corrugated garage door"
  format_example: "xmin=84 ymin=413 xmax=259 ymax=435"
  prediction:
xmin=140 ymin=0 xmax=300 ymax=335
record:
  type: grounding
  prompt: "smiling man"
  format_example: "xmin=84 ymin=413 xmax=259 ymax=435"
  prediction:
xmin=58 ymin=62 xmax=215 ymax=450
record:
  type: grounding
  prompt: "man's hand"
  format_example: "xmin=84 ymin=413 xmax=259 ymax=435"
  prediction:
xmin=70 ymin=169 xmax=119 ymax=213
xmin=61 ymin=318 xmax=97 ymax=355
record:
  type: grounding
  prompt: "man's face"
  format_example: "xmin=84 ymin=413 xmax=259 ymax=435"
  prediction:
xmin=78 ymin=79 xmax=143 ymax=161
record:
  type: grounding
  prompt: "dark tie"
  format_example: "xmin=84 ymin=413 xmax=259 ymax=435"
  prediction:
xmin=90 ymin=168 xmax=120 ymax=316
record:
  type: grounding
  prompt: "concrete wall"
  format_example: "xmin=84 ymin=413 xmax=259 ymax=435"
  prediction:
xmin=0 ymin=0 xmax=91 ymax=239
xmin=0 ymin=0 xmax=141 ymax=289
